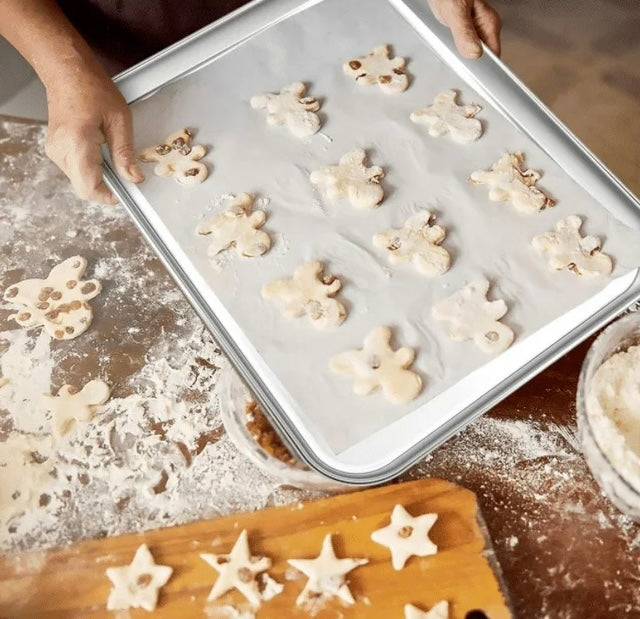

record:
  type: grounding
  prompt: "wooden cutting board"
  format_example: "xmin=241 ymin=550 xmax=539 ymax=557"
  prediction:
xmin=0 ymin=478 xmax=512 ymax=618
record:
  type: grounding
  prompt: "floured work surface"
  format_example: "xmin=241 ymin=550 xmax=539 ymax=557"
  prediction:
xmin=0 ymin=479 xmax=512 ymax=618
xmin=122 ymin=0 xmax=640 ymax=460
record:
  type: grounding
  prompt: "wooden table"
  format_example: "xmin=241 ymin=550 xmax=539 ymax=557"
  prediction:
xmin=1 ymin=2 xmax=640 ymax=616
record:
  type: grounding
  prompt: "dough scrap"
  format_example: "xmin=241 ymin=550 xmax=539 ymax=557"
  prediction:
xmin=287 ymin=534 xmax=368 ymax=607
xmin=405 ymin=601 xmax=450 ymax=619
xmin=532 ymin=215 xmax=613 ymax=276
xmin=41 ymin=379 xmax=110 ymax=439
xmin=262 ymin=260 xmax=346 ymax=328
xmin=106 ymin=544 xmax=173 ymax=612
xmin=371 ymin=504 xmax=438 ymax=570
xmin=3 ymin=256 xmax=102 ymax=340
xmin=343 ymin=45 xmax=409 ymax=94
xmin=469 ymin=152 xmax=555 ymax=213
xmin=251 ymin=82 xmax=321 ymax=138
xmin=411 ymin=90 xmax=482 ymax=143
xmin=200 ymin=529 xmax=275 ymax=607
xmin=196 ymin=193 xmax=271 ymax=258
xmin=138 ymin=128 xmax=208 ymax=186
xmin=310 ymin=149 xmax=385 ymax=210
xmin=373 ymin=212 xmax=451 ymax=277
xmin=330 ymin=326 xmax=422 ymax=403
xmin=432 ymin=278 xmax=514 ymax=354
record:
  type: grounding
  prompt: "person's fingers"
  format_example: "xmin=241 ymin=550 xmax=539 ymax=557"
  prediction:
xmin=473 ymin=0 xmax=502 ymax=56
xmin=445 ymin=1 xmax=483 ymax=59
xmin=46 ymin=126 xmax=117 ymax=204
xmin=103 ymin=108 xmax=144 ymax=184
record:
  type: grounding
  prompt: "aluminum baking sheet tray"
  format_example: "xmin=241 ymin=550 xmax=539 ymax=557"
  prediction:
xmin=104 ymin=0 xmax=640 ymax=485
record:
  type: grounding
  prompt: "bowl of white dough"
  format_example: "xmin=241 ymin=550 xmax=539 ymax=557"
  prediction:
xmin=577 ymin=311 xmax=640 ymax=521
xmin=218 ymin=371 xmax=351 ymax=492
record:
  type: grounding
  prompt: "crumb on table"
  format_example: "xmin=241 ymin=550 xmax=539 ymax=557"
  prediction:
xmin=244 ymin=400 xmax=299 ymax=466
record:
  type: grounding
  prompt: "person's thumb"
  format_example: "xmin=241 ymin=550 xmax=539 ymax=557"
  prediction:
xmin=447 ymin=1 xmax=483 ymax=58
xmin=104 ymin=109 xmax=144 ymax=183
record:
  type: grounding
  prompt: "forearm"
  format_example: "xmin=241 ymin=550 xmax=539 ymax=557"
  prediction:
xmin=0 ymin=0 xmax=105 ymax=89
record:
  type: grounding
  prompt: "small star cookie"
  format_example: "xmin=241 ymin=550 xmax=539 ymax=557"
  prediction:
xmin=410 ymin=89 xmax=482 ymax=143
xmin=138 ymin=128 xmax=208 ymax=186
xmin=196 ymin=193 xmax=271 ymax=258
xmin=288 ymin=534 xmax=368 ymax=607
xmin=329 ymin=326 xmax=422 ymax=403
xmin=432 ymin=278 xmax=514 ymax=354
xmin=3 ymin=256 xmax=102 ymax=340
xmin=200 ymin=529 xmax=274 ymax=607
xmin=469 ymin=152 xmax=555 ymax=213
xmin=251 ymin=82 xmax=321 ymax=138
xmin=105 ymin=544 xmax=173 ymax=612
xmin=41 ymin=379 xmax=110 ymax=438
xmin=405 ymin=601 xmax=450 ymax=619
xmin=532 ymin=215 xmax=613 ymax=276
xmin=371 ymin=504 xmax=438 ymax=570
xmin=310 ymin=149 xmax=385 ymax=210
xmin=373 ymin=212 xmax=451 ymax=276
xmin=343 ymin=45 xmax=409 ymax=94
xmin=262 ymin=260 xmax=346 ymax=328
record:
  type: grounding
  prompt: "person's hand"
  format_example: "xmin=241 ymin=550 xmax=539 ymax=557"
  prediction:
xmin=44 ymin=63 xmax=144 ymax=204
xmin=427 ymin=0 xmax=501 ymax=59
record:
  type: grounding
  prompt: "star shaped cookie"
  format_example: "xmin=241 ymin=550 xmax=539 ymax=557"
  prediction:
xmin=405 ymin=600 xmax=450 ymax=619
xmin=200 ymin=529 xmax=273 ymax=607
xmin=288 ymin=534 xmax=368 ymax=606
xmin=371 ymin=504 xmax=438 ymax=570
xmin=105 ymin=544 xmax=173 ymax=612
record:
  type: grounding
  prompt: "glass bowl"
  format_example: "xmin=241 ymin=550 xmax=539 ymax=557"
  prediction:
xmin=577 ymin=311 xmax=640 ymax=521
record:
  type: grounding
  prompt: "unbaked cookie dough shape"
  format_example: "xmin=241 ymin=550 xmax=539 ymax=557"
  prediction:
xmin=262 ymin=260 xmax=346 ymax=328
xmin=371 ymin=504 xmax=438 ymax=570
xmin=310 ymin=148 xmax=385 ymax=210
xmin=343 ymin=45 xmax=409 ymax=94
xmin=432 ymin=278 xmax=514 ymax=354
xmin=469 ymin=152 xmax=555 ymax=213
xmin=251 ymin=82 xmax=321 ymax=138
xmin=200 ymin=529 xmax=275 ymax=607
xmin=532 ymin=215 xmax=613 ymax=276
xmin=196 ymin=193 xmax=271 ymax=258
xmin=405 ymin=601 xmax=450 ymax=619
xmin=3 ymin=256 xmax=102 ymax=340
xmin=373 ymin=212 xmax=451 ymax=277
xmin=410 ymin=89 xmax=482 ymax=143
xmin=41 ymin=379 xmax=110 ymax=439
xmin=287 ymin=534 xmax=368 ymax=607
xmin=105 ymin=544 xmax=173 ymax=612
xmin=138 ymin=128 xmax=208 ymax=186
xmin=330 ymin=326 xmax=422 ymax=403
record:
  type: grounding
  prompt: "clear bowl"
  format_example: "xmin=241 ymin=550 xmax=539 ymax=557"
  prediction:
xmin=577 ymin=311 xmax=640 ymax=521
xmin=217 ymin=372 xmax=352 ymax=492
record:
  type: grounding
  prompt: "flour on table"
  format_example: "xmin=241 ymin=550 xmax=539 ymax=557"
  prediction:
xmin=3 ymin=256 xmax=102 ymax=340
xmin=343 ymin=44 xmax=409 ymax=94
xmin=41 ymin=379 xmax=110 ymax=439
xmin=372 ymin=211 xmax=451 ymax=277
xmin=371 ymin=504 xmax=438 ymax=570
xmin=329 ymin=326 xmax=422 ymax=403
xmin=138 ymin=128 xmax=209 ymax=186
xmin=262 ymin=260 xmax=346 ymax=329
xmin=196 ymin=193 xmax=272 ymax=258
xmin=200 ymin=529 xmax=278 ymax=607
xmin=469 ymin=152 xmax=555 ymax=213
xmin=310 ymin=148 xmax=385 ymax=210
xmin=432 ymin=278 xmax=514 ymax=354
xmin=251 ymin=82 xmax=321 ymax=138
xmin=410 ymin=89 xmax=482 ymax=143
xmin=532 ymin=215 xmax=613 ymax=277
xmin=405 ymin=600 xmax=449 ymax=619
xmin=287 ymin=533 xmax=368 ymax=607
xmin=106 ymin=543 xmax=173 ymax=611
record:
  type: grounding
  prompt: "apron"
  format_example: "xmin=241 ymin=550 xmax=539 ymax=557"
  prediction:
xmin=58 ymin=0 xmax=252 ymax=73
